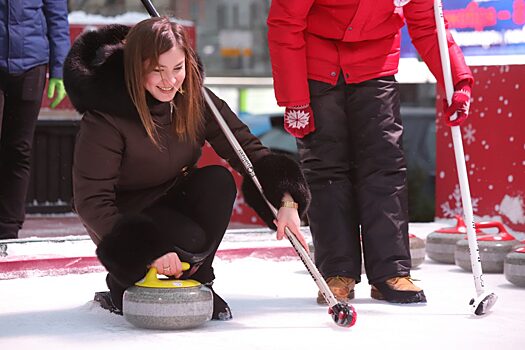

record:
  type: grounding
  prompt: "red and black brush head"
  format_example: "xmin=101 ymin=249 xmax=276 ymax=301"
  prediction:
xmin=329 ymin=303 xmax=356 ymax=327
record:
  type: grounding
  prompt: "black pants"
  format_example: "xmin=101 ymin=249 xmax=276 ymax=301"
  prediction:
xmin=0 ymin=65 xmax=47 ymax=239
xmin=107 ymin=165 xmax=237 ymax=308
xmin=297 ymin=74 xmax=411 ymax=284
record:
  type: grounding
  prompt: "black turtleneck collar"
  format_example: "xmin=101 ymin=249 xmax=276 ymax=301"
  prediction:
xmin=146 ymin=92 xmax=172 ymax=125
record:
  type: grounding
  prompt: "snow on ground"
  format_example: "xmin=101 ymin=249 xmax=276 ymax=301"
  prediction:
xmin=1 ymin=258 xmax=524 ymax=350
xmin=1 ymin=222 xmax=524 ymax=349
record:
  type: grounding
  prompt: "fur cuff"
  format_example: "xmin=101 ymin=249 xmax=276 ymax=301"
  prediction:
xmin=96 ymin=214 xmax=173 ymax=286
xmin=241 ymin=153 xmax=311 ymax=229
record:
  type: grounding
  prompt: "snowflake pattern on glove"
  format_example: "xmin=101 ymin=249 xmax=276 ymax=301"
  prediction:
xmin=457 ymin=89 xmax=471 ymax=115
xmin=285 ymin=109 xmax=310 ymax=129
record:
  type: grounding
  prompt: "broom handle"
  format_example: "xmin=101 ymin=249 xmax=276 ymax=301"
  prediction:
xmin=140 ymin=0 xmax=160 ymax=16
xmin=434 ymin=0 xmax=485 ymax=296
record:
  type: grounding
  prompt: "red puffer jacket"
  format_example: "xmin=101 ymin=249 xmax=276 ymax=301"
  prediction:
xmin=267 ymin=0 xmax=473 ymax=107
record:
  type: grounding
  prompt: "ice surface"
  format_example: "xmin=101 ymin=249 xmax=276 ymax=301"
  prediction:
xmin=1 ymin=223 xmax=524 ymax=349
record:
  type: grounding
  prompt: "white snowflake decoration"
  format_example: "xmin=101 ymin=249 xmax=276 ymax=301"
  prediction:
xmin=285 ymin=109 xmax=310 ymax=129
xmin=233 ymin=193 xmax=245 ymax=215
xmin=499 ymin=195 xmax=525 ymax=224
xmin=463 ymin=123 xmax=476 ymax=145
xmin=440 ymin=184 xmax=480 ymax=217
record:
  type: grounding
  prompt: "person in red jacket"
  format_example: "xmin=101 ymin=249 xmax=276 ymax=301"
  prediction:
xmin=267 ymin=0 xmax=473 ymax=304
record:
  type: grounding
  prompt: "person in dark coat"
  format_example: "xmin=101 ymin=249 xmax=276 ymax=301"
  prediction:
xmin=63 ymin=17 xmax=311 ymax=320
xmin=0 ymin=0 xmax=70 ymax=239
xmin=267 ymin=0 xmax=473 ymax=304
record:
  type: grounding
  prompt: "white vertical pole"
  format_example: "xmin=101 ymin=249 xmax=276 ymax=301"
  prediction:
xmin=434 ymin=0 xmax=486 ymax=296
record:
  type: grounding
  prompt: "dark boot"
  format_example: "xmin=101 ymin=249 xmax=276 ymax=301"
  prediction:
xmin=205 ymin=283 xmax=232 ymax=321
xmin=93 ymin=291 xmax=122 ymax=315
xmin=103 ymin=273 xmax=127 ymax=312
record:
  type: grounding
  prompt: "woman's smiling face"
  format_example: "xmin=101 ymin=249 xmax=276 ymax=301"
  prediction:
xmin=143 ymin=46 xmax=186 ymax=102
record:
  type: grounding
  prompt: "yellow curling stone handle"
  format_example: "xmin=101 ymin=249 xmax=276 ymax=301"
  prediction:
xmin=135 ymin=262 xmax=201 ymax=288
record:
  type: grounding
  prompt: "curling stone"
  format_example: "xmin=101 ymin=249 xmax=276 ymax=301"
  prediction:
xmin=123 ymin=264 xmax=213 ymax=330
xmin=0 ymin=243 xmax=6 ymax=257
xmin=504 ymin=244 xmax=525 ymax=287
xmin=308 ymin=241 xmax=315 ymax=262
xmin=409 ymin=233 xmax=425 ymax=268
xmin=426 ymin=216 xmax=481 ymax=264
xmin=455 ymin=221 xmax=519 ymax=273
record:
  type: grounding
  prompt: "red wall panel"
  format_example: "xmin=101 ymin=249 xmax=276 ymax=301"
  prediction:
xmin=198 ymin=143 xmax=265 ymax=227
xmin=436 ymin=65 xmax=525 ymax=234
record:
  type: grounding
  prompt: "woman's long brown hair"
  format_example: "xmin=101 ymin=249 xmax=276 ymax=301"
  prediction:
xmin=124 ymin=17 xmax=204 ymax=146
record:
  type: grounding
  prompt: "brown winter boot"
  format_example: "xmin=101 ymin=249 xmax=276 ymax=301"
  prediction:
xmin=371 ymin=276 xmax=426 ymax=304
xmin=317 ymin=276 xmax=355 ymax=305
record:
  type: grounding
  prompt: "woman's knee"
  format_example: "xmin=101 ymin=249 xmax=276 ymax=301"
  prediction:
xmin=200 ymin=165 xmax=237 ymax=198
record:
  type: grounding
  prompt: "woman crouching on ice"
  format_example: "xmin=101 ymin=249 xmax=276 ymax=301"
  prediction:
xmin=64 ymin=17 xmax=310 ymax=320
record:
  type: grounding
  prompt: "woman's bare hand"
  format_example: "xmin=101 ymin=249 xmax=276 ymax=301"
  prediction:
xmin=151 ymin=252 xmax=183 ymax=277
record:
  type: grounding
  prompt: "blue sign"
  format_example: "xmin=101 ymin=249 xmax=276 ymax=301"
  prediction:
xmin=401 ymin=0 xmax=525 ymax=57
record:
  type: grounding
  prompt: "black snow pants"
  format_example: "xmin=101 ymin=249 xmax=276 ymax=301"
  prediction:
xmin=0 ymin=65 xmax=47 ymax=239
xmin=297 ymin=74 xmax=411 ymax=285
xmin=107 ymin=165 xmax=237 ymax=308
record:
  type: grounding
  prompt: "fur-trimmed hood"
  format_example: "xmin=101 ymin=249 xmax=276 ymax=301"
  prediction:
xmin=63 ymin=24 xmax=137 ymax=119
xmin=67 ymin=25 xmax=312 ymax=242
xmin=64 ymin=24 xmax=205 ymax=119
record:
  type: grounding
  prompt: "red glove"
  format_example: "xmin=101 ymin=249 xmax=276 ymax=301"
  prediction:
xmin=284 ymin=105 xmax=316 ymax=138
xmin=442 ymin=80 xmax=472 ymax=126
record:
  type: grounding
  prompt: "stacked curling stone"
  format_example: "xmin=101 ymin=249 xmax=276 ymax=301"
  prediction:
xmin=504 ymin=243 xmax=525 ymax=287
xmin=123 ymin=266 xmax=213 ymax=330
xmin=455 ymin=221 xmax=519 ymax=273
xmin=409 ymin=233 xmax=425 ymax=268
xmin=426 ymin=216 xmax=480 ymax=264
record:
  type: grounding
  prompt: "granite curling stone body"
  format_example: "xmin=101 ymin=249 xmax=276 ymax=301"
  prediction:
xmin=123 ymin=265 xmax=213 ymax=329
xmin=425 ymin=216 xmax=473 ymax=264
xmin=504 ymin=245 xmax=525 ymax=287
xmin=455 ymin=222 xmax=519 ymax=273
xmin=409 ymin=234 xmax=425 ymax=268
